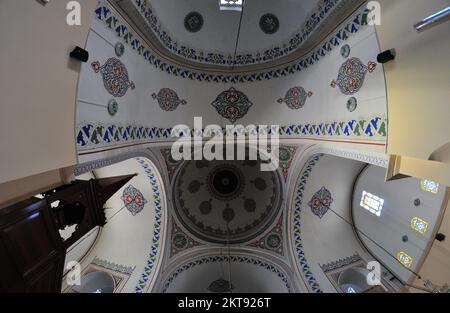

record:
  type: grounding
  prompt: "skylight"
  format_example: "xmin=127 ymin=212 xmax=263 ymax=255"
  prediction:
xmin=219 ymin=0 xmax=243 ymax=11
xmin=360 ymin=191 xmax=384 ymax=216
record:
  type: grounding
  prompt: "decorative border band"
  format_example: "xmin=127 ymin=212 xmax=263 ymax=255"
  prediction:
xmin=76 ymin=115 xmax=387 ymax=151
xmin=91 ymin=257 xmax=135 ymax=275
xmin=133 ymin=157 xmax=164 ymax=293
xmin=319 ymin=148 xmax=388 ymax=168
xmin=320 ymin=252 xmax=362 ymax=273
xmin=292 ymin=154 xmax=324 ymax=293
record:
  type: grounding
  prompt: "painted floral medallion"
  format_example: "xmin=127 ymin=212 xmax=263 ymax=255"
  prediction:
xmin=331 ymin=57 xmax=377 ymax=95
xmin=91 ymin=57 xmax=135 ymax=97
xmin=308 ymin=186 xmax=333 ymax=218
xmin=211 ymin=87 xmax=253 ymax=123
xmin=121 ymin=185 xmax=147 ymax=216
xmin=277 ymin=87 xmax=313 ymax=110
xmin=152 ymin=88 xmax=187 ymax=111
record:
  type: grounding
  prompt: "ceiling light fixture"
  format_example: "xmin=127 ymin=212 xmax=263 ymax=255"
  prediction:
xmin=219 ymin=0 xmax=243 ymax=12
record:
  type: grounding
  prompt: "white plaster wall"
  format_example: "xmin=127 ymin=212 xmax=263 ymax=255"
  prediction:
xmin=376 ymin=0 xmax=450 ymax=161
xmin=353 ymin=165 xmax=447 ymax=283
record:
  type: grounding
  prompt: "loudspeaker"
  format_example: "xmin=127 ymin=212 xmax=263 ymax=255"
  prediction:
xmin=377 ymin=49 xmax=396 ymax=64
xmin=70 ymin=46 xmax=89 ymax=63
xmin=436 ymin=233 xmax=446 ymax=242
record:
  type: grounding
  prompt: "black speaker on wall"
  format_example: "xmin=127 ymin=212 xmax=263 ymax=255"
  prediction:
xmin=70 ymin=46 xmax=89 ymax=63
xmin=377 ymin=49 xmax=396 ymax=64
xmin=436 ymin=233 xmax=446 ymax=242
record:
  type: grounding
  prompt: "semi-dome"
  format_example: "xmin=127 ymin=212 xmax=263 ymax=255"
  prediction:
xmin=108 ymin=0 xmax=365 ymax=72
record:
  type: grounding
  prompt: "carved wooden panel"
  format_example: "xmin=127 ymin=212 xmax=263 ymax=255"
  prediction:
xmin=0 ymin=198 xmax=64 ymax=292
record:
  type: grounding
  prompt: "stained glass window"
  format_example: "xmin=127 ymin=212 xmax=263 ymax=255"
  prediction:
xmin=397 ymin=251 xmax=414 ymax=268
xmin=360 ymin=191 xmax=384 ymax=216
xmin=411 ymin=217 xmax=429 ymax=234
xmin=420 ymin=179 xmax=439 ymax=194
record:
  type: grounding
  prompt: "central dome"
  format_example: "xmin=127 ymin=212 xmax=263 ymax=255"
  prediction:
xmin=173 ymin=157 xmax=282 ymax=244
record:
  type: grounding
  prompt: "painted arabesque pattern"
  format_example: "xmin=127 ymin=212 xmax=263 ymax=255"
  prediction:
xmin=248 ymin=214 xmax=284 ymax=255
xmin=170 ymin=218 xmax=203 ymax=257
xmin=91 ymin=57 xmax=135 ymax=97
xmin=76 ymin=115 xmax=386 ymax=151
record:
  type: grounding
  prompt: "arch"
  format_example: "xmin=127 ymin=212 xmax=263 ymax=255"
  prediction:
xmin=156 ymin=249 xmax=302 ymax=293
xmin=69 ymin=154 xmax=169 ymax=293
xmin=286 ymin=148 xmax=384 ymax=293
xmin=288 ymin=154 xmax=324 ymax=293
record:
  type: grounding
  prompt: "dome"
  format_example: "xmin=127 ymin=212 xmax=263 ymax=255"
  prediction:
xmin=172 ymin=152 xmax=283 ymax=244
xmin=108 ymin=0 xmax=364 ymax=71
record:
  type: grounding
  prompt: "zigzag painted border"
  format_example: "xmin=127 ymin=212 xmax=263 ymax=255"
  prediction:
xmin=134 ymin=157 xmax=164 ymax=293
xmin=293 ymin=154 xmax=324 ymax=293
xmin=76 ymin=115 xmax=386 ymax=151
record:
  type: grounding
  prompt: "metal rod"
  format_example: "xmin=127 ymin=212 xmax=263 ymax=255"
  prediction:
xmin=231 ymin=0 xmax=245 ymax=70
xmin=414 ymin=6 xmax=450 ymax=31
